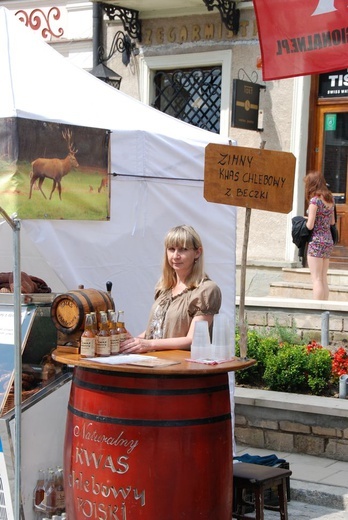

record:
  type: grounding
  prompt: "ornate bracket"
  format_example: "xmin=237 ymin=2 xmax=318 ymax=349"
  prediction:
xmin=98 ymin=31 xmax=136 ymax=67
xmin=15 ymin=7 xmax=64 ymax=39
xmin=202 ymin=0 xmax=240 ymax=35
xmin=101 ymin=4 xmax=142 ymax=42
xmin=238 ymin=68 xmax=259 ymax=84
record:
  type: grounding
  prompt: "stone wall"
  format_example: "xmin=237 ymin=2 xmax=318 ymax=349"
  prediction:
xmin=236 ymin=297 xmax=348 ymax=344
xmin=234 ymin=387 xmax=348 ymax=461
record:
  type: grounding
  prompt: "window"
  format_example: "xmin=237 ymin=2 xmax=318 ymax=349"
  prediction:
xmin=153 ymin=66 xmax=222 ymax=133
xmin=140 ymin=51 xmax=232 ymax=137
xmin=323 ymin=112 xmax=348 ymax=202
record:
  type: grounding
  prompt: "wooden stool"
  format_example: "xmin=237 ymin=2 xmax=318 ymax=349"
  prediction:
xmin=232 ymin=463 xmax=292 ymax=520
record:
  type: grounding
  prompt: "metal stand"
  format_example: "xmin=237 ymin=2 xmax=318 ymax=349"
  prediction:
xmin=0 ymin=208 xmax=22 ymax=519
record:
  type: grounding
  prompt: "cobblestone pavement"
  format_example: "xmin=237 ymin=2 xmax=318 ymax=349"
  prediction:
xmin=260 ymin=500 xmax=348 ymax=520
xmin=235 ymin=444 xmax=348 ymax=520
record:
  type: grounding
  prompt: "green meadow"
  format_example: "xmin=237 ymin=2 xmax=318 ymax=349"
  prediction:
xmin=0 ymin=161 xmax=110 ymax=221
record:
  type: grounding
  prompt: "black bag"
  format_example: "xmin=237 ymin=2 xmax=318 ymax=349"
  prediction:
xmin=331 ymin=224 xmax=339 ymax=245
xmin=331 ymin=204 xmax=339 ymax=244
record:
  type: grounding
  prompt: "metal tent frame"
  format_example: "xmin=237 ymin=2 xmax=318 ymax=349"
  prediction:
xmin=0 ymin=207 xmax=22 ymax=520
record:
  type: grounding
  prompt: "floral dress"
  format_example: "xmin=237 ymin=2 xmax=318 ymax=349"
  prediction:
xmin=145 ymin=278 xmax=221 ymax=340
xmin=307 ymin=197 xmax=334 ymax=259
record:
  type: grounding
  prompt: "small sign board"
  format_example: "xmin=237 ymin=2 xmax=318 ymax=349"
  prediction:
xmin=319 ymin=69 xmax=348 ymax=98
xmin=325 ymin=113 xmax=337 ymax=131
xmin=231 ymin=80 xmax=261 ymax=131
xmin=0 ymin=306 xmax=35 ymax=416
xmin=204 ymin=144 xmax=296 ymax=214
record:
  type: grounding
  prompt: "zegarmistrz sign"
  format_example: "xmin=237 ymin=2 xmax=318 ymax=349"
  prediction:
xmin=204 ymin=145 xmax=296 ymax=214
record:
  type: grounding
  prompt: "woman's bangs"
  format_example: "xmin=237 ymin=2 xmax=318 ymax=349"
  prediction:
xmin=165 ymin=229 xmax=193 ymax=249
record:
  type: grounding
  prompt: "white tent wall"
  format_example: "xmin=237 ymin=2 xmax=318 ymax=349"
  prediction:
xmin=0 ymin=8 xmax=230 ymax=168
xmin=0 ymin=7 xmax=237 ymax=335
xmin=22 ymin=180 xmax=237 ymax=335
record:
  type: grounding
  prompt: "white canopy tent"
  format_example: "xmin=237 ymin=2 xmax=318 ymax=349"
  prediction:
xmin=0 ymin=7 xmax=237 ymax=334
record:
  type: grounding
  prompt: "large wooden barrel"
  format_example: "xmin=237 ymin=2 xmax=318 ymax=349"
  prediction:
xmin=64 ymin=367 xmax=233 ymax=519
xmin=51 ymin=289 xmax=114 ymax=334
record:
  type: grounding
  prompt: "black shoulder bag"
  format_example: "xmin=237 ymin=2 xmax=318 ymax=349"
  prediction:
xmin=330 ymin=204 xmax=339 ymax=245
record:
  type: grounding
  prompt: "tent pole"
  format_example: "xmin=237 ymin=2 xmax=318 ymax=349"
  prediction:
xmin=0 ymin=208 xmax=22 ymax=519
xmin=13 ymin=217 xmax=22 ymax=520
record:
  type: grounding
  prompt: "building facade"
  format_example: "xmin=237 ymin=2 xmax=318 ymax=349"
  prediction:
xmin=2 ymin=0 xmax=347 ymax=288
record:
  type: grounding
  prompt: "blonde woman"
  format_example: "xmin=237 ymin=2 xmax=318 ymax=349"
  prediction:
xmin=120 ymin=225 xmax=221 ymax=353
xmin=305 ymin=171 xmax=335 ymax=300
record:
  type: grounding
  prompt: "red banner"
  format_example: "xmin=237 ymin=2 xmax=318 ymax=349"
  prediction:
xmin=253 ymin=0 xmax=348 ymax=81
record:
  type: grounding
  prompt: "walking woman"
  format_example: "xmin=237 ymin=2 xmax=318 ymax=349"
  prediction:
xmin=305 ymin=171 xmax=335 ymax=300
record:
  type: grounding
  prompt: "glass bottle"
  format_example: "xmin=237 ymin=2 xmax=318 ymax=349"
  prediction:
xmin=116 ymin=310 xmax=128 ymax=348
xmin=33 ymin=469 xmax=45 ymax=517
xmin=42 ymin=468 xmax=57 ymax=516
xmin=80 ymin=314 xmax=96 ymax=358
xmin=109 ymin=311 xmax=120 ymax=355
xmin=96 ymin=311 xmax=111 ymax=356
xmin=107 ymin=309 xmax=115 ymax=330
xmin=55 ymin=466 xmax=65 ymax=515
xmin=42 ymin=354 xmax=56 ymax=385
xmin=90 ymin=311 xmax=98 ymax=335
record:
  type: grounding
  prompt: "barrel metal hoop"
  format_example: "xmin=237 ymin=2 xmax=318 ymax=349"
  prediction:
xmin=96 ymin=289 xmax=114 ymax=310
xmin=73 ymin=375 xmax=229 ymax=395
xmin=77 ymin=366 xmax=225 ymax=381
xmin=68 ymin=404 xmax=231 ymax=427
xmin=73 ymin=290 xmax=94 ymax=313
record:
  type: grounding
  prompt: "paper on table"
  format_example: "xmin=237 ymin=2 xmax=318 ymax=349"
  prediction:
xmin=186 ymin=357 xmax=235 ymax=365
xmin=85 ymin=354 xmax=158 ymax=364
xmin=85 ymin=354 xmax=180 ymax=367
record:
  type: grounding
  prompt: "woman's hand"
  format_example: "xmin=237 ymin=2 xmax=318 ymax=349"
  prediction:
xmin=120 ymin=336 xmax=151 ymax=354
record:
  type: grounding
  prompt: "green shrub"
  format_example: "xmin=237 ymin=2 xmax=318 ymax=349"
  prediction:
xmin=235 ymin=328 xmax=336 ymax=396
xmin=306 ymin=346 xmax=332 ymax=394
xmin=235 ymin=331 xmax=278 ymax=386
xmin=257 ymin=336 xmax=280 ymax=360
xmin=269 ymin=319 xmax=302 ymax=345
xmin=235 ymin=330 xmax=262 ymax=384
xmin=255 ymin=318 xmax=303 ymax=345
xmin=263 ymin=344 xmax=308 ymax=392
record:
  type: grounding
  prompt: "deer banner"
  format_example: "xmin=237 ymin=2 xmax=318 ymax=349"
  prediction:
xmin=253 ymin=0 xmax=348 ymax=81
xmin=0 ymin=118 xmax=110 ymax=220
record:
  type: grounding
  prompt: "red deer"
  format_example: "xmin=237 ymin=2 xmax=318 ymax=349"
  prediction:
xmin=98 ymin=176 xmax=108 ymax=193
xmin=29 ymin=129 xmax=79 ymax=200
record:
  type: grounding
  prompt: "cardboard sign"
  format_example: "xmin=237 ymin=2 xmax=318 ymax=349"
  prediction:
xmin=204 ymin=144 xmax=296 ymax=214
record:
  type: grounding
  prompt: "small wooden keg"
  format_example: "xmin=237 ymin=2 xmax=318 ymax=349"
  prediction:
xmin=51 ymin=288 xmax=114 ymax=335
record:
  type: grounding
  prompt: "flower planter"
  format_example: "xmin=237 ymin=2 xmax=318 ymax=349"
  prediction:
xmin=234 ymin=386 xmax=348 ymax=461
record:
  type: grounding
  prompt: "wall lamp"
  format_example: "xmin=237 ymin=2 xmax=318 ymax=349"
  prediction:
xmin=90 ymin=4 xmax=141 ymax=90
xmin=90 ymin=61 xmax=122 ymax=90
xmin=202 ymin=0 xmax=240 ymax=35
xmin=90 ymin=31 xmax=139 ymax=89
xmin=99 ymin=30 xmax=139 ymax=67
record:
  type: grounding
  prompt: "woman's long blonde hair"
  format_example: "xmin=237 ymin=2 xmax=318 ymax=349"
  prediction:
xmin=304 ymin=170 xmax=334 ymax=204
xmin=156 ymin=225 xmax=206 ymax=291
